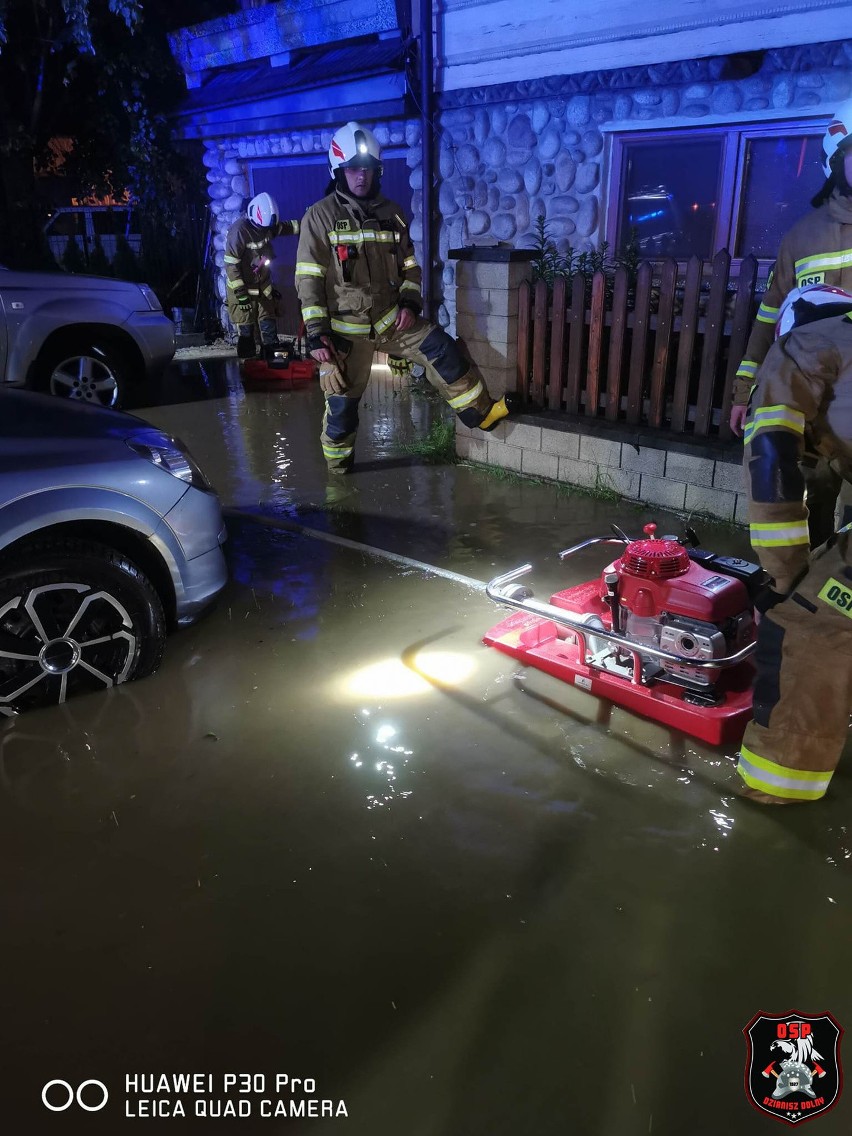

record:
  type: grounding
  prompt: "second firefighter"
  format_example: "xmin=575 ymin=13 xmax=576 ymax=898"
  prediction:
xmin=295 ymin=121 xmax=513 ymax=472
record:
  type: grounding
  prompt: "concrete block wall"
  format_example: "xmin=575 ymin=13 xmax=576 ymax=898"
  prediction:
xmin=457 ymin=419 xmax=748 ymax=525
xmin=452 ymin=248 xmax=747 ymax=526
xmin=452 ymin=255 xmax=533 ymax=398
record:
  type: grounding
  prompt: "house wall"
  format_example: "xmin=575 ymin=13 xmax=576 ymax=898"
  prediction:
xmin=202 ymin=119 xmax=419 ymax=331
xmin=429 ymin=41 xmax=852 ymax=334
xmin=438 ymin=0 xmax=852 ymax=91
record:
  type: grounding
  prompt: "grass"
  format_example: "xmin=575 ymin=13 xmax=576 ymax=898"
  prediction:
xmin=459 ymin=460 xmax=628 ymax=505
xmin=398 ymin=420 xmax=460 ymax=464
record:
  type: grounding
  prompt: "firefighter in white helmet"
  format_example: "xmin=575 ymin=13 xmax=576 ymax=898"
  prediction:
xmin=736 ymin=283 xmax=852 ymax=804
xmin=295 ymin=121 xmax=514 ymax=473
xmin=730 ymin=98 xmax=852 ymax=545
xmin=224 ymin=192 xmax=300 ymax=360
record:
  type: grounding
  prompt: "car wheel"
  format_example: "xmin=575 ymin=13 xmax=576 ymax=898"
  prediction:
xmin=40 ymin=341 xmax=132 ymax=408
xmin=0 ymin=539 xmax=166 ymax=715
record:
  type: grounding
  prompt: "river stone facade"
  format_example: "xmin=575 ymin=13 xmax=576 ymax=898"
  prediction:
xmin=203 ymin=119 xmax=416 ymax=333
xmin=429 ymin=41 xmax=852 ymax=334
xmin=202 ymin=42 xmax=851 ymax=338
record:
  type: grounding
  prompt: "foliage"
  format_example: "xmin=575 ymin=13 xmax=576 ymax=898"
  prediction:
xmin=112 ymin=233 xmax=141 ymax=281
xmin=0 ymin=1 xmax=236 ymax=267
xmin=87 ymin=235 xmax=112 ymax=276
xmin=399 ymin=421 xmax=459 ymax=465
xmin=530 ymin=214 xmax=641 ymax=296
xmin=61 ymin=235 xmax=86 ymax=273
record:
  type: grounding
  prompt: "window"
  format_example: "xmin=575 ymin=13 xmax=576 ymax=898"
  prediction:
xmin=92 ymin=209 xmax=131 ymax=237
xmin=607 ymin=119 xmax=826 ymax=263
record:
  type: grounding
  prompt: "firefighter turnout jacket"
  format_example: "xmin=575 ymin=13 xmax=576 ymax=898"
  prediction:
xmin=738 ymin=312 xmax=852 ymax=803
xmin=224 ymin=217 xmax=299 ymax=321
xmin=295 ymin=189 xmax=422 ymax=340
xmin=744 ymin=312 xmax=852 ymax=592
xmin=733 ymin=192 xmax=852 ymax=406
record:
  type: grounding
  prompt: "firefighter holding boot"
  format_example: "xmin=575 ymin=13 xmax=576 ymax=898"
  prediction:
xmin=730 ymin=99 xmax=852 ymax=546
xmin=225 ymin=192 xmax=300 ymax=362
xmin=295 ymin=121 xmax=513 ymax=473
xmin=737 ymin=284 xmax=852 ymax=805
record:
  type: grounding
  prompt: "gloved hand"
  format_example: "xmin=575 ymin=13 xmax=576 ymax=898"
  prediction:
xmin=271 ymin=288 xmax=282 ymax=301
xmin=234 ymin=288 xmax=252 ymax=314
xmin=319 ymin=361 xmax=348 ymax=396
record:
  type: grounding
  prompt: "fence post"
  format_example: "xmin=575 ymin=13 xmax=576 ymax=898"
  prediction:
xmin=606 ymin=266 xmax=629 ymax=421
xmin=720 ymin=254 xmax=758 ymax=440
xmin=649 ymin=258 xmax=677 ymax=428
xmin=450 ymin=248 xmax=535 ymax=401
xmin=531 ymin=278 xmax=549 ymax=407
xmin=694 ymin=248 xmax=731 ymax=436
xmin=626 ymin=261 xmax=652 ymax=425
xmin=671 ymin=255 xmax=704 ymax=432
xmin=548 ymin=276 xmax=568 ymax=411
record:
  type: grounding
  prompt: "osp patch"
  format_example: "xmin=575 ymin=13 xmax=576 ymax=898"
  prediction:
xmin=744 ymin=1011 xmax=843 ymax=1124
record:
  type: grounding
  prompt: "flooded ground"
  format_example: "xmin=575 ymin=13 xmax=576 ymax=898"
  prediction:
xmin=2 ymin=360 xmax=850 ymax=1134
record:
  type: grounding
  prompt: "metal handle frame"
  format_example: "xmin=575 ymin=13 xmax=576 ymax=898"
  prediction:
xmin=486 ymin=563 xmax=756 ymax=687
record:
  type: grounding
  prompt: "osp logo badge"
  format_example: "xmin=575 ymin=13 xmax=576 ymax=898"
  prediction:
xmin=744 ymin=1012 xmax=843 ymax=1124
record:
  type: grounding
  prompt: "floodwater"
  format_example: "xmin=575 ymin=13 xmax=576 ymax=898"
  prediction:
xmin=1 ymin=361 xmax=850 ymax=1134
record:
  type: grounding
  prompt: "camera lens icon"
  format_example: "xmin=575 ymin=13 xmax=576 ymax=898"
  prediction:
xmin=42 ymin=1079 xmax=109 ymax=1112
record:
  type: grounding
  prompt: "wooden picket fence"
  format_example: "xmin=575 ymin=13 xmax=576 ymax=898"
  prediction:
xmin=516 ymin=251 xmax=767 ymax=440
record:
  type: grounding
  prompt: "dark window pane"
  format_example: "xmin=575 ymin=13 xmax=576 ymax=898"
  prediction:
xmin=617 ymin=138 xmax=722 ymax=258
xmin=736 ymin=134 xmax=824 ymax=257
xmin=46 ymin=211 xmax=84 ymax=237
xmin=92 ymin=210 xmax=130 ymax=236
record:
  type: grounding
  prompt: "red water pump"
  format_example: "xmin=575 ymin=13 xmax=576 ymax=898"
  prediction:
xmin=483 ymin=523 xmax=768 ymax=745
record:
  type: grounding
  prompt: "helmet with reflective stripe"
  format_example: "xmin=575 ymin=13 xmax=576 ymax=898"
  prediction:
xmin=821 ymin=98 xmax=852 ymax=177
xmin=247 ymin=192 xmax=279 ymax=228
xmin=328 ymin=122 xmax=382 ymax=174
xmin=776 ymin=283 xmax=852 ymax=338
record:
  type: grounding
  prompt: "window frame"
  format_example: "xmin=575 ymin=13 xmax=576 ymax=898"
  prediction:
xmin=604 ymin=116 xmax=829 ymax=270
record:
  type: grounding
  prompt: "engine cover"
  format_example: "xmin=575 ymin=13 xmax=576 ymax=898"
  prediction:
xmin=606 ymin=548 xmax=751 ymax=624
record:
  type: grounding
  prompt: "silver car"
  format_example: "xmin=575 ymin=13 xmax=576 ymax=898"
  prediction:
xmin=0 ymin=266 xmax=175 ymax=408
xmin=0 ymin=390 xmax=227 ymax=714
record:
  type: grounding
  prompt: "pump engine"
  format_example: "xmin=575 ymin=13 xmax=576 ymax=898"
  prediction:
xmin=484 ymin=523 xmax=769 ymax=745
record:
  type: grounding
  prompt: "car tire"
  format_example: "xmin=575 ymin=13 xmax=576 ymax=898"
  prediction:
xmin=37 ymin=340 xmax=134 ymax=409
xmin=0 ymin=539 xmax=166 ymax=715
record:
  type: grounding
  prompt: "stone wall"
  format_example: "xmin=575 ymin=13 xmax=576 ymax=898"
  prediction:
xmin=430 ymin=41 xmax=852 ymax=334
xmin=202 ymin=119 xmax=415 ymax=333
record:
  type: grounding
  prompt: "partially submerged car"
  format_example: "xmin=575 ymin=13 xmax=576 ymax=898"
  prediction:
xmin=0 ymin=390 xmax=227 ymax=715
xmin=0 ymin=266 xmax=175 ymax=408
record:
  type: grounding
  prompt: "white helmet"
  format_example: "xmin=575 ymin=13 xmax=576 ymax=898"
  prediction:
xmin=821 ymin=98 xmax=852 ymax=177
xmin=328 ymin=122 xmax=382 ymax=175
xmin=776 ymin=283 xmax=852 ymax=338
xmin=247 ymin=192 xmax=279 ymax=228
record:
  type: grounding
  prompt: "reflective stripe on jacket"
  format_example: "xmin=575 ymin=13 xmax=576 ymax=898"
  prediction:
xmin=295 ymin=189 xmax=421 ymax=339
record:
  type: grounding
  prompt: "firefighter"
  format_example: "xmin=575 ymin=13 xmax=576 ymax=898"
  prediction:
xmin=224 ymin=192 xmax=300 ymax=361
xmin=295 ymin=121 xmax=513 ymax=472
xmin=736 ymin=283 xmax=852 ymax=805
xmin=729 ymin=98 xmax=852 ymax=546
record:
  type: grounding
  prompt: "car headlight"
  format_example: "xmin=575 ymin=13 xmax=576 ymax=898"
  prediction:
xmin=127 ymin=433 xmax=213 ymax=491
xmin=137 ymin=284 xmax=162 ymax=311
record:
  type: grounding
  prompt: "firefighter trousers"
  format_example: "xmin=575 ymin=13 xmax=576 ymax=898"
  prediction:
xmin=737 ymin=526 xmax=852 ymax=802
xmin=319 ymin=318 xmax=497 ymax=471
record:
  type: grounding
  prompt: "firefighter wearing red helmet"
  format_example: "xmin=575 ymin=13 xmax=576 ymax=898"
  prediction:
xmin=737 ymin=284 xmax=852 ymax=804
xmin=224 ymin=192 xmax=300 ymax=360
xmin=295 ymin=121 xmax=513 ymax=472
xmin=730 ymin=98 xmax=852 ymax=546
